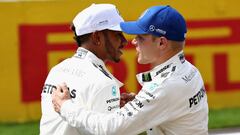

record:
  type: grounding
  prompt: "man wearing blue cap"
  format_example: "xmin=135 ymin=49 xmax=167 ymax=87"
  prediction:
xmin=52 ymin=5 xmax=209 ymax=135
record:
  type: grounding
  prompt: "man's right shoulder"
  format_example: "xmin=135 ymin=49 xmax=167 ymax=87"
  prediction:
xmin=51 ymin=58 xmax=93 ymax=72
xmin=49 ymin=58 xmax=109 ymax=81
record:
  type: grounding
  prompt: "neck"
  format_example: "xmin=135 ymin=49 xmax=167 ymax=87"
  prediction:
xmin=81 ymin=44 xmax=106 ymax=62
xmin=150 ymin=49 xmax=182 ymax=68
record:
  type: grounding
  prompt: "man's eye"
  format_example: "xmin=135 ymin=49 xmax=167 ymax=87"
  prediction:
xmin=137 ymin=37 xmax=144 ymax=41
xmin=118 ymin=33 xmax=123 ymax=38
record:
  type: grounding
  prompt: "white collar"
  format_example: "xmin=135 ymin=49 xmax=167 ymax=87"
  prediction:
xmin=136 ymin=51 xmax=185 ymax=86
xmin=74 ymin=47 xmax=105 ymax=66
xmin=74 ymin=47 xmax=123 ymax=87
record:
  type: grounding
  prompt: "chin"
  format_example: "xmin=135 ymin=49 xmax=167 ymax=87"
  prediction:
xmin=113 ymin=57 xmax=121 ymax=63
xmin=137 ymin=59 xmax=149 ymax=64
xmin=114 ymin=59 xmax=120 ymax=63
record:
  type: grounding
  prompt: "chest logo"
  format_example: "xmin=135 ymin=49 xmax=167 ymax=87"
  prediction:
xmin=112 ymin=86 xmax=117 ymax=96
xmin=148 ymin=83 xmax=159 ymax=91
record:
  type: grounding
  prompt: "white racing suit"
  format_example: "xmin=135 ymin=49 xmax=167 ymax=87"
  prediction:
xmin=40 ymin=47 xmax=123 ymax=135
xmin=60 ymin=51 xmax=209 ymax=135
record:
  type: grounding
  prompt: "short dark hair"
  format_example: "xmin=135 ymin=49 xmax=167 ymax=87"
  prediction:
xmin=70 ymin=24 xmax=91 ymax=47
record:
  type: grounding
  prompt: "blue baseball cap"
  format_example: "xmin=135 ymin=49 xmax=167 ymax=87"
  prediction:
xmin=120 ymin=5 xmax=187 ymax=41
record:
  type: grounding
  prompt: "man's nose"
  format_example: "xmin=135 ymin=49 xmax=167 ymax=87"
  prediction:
xmin=120 ymin=36 xmax=127 ymax=46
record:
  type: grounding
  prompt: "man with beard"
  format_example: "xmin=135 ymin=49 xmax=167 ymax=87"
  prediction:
xmin=40 ymin=3 xmax=127 ymax=135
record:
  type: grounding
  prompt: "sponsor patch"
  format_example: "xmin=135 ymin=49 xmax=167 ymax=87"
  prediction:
xmin=148 ymin=83 xmax=159 ymax=91
xmin=75 ymin=48 xmax=88 ymax=59
xmin=112 ymin=86 xmax=117 ymax=96
xmin=142 ymin=73 xmax=152 ymax=82
xmin=108 ymin=105 xmax=119 ymax=111
xmin=189 ymin=87 xmax=206 ymax=108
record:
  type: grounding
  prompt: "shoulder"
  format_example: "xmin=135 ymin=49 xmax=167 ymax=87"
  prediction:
xmin=166 ymin=60 xmax=203 ymax=84
xmin=49 ymin=57 xmax=102 ymax=78
xmin=48 ymin=57 xmax=117 ymax=85
xmin=156 ymin=60 xmax=204 ymax=98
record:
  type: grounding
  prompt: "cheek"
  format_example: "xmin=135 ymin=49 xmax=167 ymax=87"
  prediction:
xmin=106 ymin=40 xmax=120 ymax=58
xmin=110 ymin=35 xmax=121 ymax=48
xmin=140 ymin=45 xmax=152 ymax=55
xmin=137 ymin=43 xmax=145 ymax=52
xmin=141 ymin=47 xmax=158 ymax=60
xmin=110 ymin=41 xmax=120 ymax=51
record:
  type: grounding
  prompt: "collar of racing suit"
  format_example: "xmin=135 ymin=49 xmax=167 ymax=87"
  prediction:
xmin=74 ymin=47 xmax=124 ymax=87
xmin=136 ymin=50 xmax=185 ymax=86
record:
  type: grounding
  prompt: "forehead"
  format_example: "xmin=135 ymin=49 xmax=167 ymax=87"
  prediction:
xmin=106 ymin=30 xmax=122 ymax=34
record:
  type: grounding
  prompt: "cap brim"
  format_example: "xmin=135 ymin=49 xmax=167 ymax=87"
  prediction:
xmin=108 ymin=24 xmax=122 ymax=31
xmin=120 ymin=21 xmax=147 ymax=35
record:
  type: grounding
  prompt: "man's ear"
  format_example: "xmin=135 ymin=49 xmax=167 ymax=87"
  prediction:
xmin=91 ymin=31 xmax=101 ymax=46
xmin=157 ymin=37 xmax=168 ymax=49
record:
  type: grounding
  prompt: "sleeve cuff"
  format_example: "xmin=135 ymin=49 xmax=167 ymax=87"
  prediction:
xmin=60 ymin=99 xmax=74 ymax=118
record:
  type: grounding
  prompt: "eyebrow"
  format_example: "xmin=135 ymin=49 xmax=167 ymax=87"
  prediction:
xmin=137 ymin=35 xmax=144 ymax=39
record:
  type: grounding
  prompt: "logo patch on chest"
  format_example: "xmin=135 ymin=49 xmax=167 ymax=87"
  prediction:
xmin=112 ymin=86 xmax=117 ymax=96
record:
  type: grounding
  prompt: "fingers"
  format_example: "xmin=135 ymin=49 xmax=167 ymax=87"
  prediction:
xmin=120 ymin=92 xmax=136 ymax=108
xmin=52 ymin=90 xmax=60 ymax=113
xmin=128 ymin=92 xmax=136 ymax=101
xmin=121 ymin=92 xmax=136 ymax=100
xmin=120 ymin=100 xmax=126 ymax=108
xmin=52 ymin=85 xmax=61 ymax=102
xmin=55 ymin=85 xmax=61 ymax=93
xmin=52 ymin=82 xmax=69 ymax=113
xmin=121 ymin=93 xmax=131 ymax=100
xmin=51 ymin=82 xmax=71 ymax=113
xmin=58 ymin=82 xmax=69 ymax=94
xmin=52 ymin=99 xmax=60 ymax=113
xmin=120 ymin=93 xmax=127 ymax=100
xmin=62 ymin=84 xmax=69 ymax=95
xmin=129 ymin=92 xmax=136 ymax=96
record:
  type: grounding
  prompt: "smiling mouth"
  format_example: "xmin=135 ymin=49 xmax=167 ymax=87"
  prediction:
xmin=137 ymin=52 xmax=140 ymax=56
xmin=119 ymin=44 xmax=124 ymax=49
xmin=118 ymin=49 xmax=123 ymax=55
xmin=118 ymin=45 xmax=124 ymax=54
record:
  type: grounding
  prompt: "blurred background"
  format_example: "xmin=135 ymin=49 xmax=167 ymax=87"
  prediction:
xmin=0 ymin=0 xmax=240 ymax=134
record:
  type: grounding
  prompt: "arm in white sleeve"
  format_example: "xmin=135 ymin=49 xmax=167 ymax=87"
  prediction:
xmin=90 ymin=83 xmax=120 ymax=113
xmin=60 ymin=83 xmax=175 ymax=135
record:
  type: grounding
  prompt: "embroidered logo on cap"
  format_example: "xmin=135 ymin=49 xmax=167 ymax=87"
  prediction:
xmin=149 ymin=25 xmax=166 ymax=35
xmin=149 ymin=25 xmax=155 ymax=32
